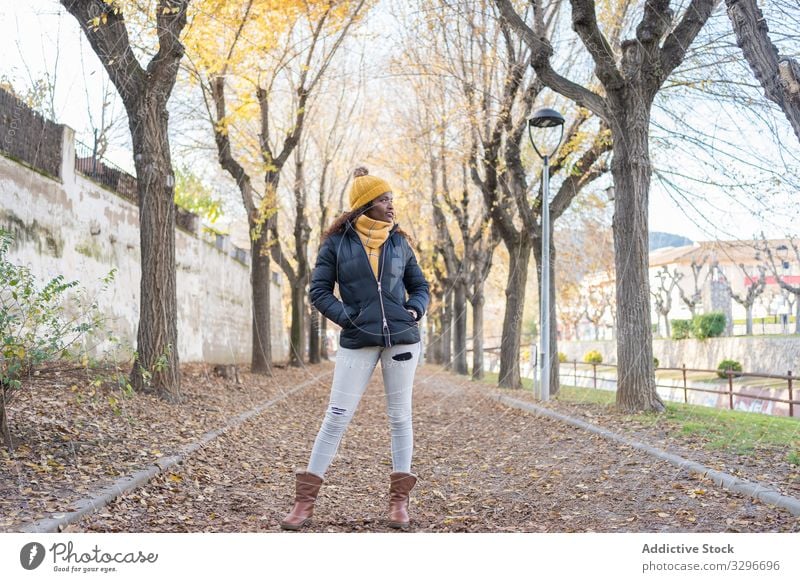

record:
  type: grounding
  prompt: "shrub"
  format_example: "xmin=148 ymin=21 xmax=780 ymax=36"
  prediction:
xmin=583 ymin=350 xmax=603 ymax=364
xmin=671 ymin=319 xmax=692 ymax=340
xmin=0 ymin=229 xmax=109 ymax=448
xmin=692 ymin=312 xmax=726 ymax=340
xmin=653 ymin=357 xmax=660 ymax=369
xmin=558 ymin=352 xmax=567 ymax=363
xmin=717 ymin=359 xmax=743 ymax=379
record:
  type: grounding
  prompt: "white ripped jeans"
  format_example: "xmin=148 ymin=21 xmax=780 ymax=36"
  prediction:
xmin=306 ymin=342 xmax=422 ymax=478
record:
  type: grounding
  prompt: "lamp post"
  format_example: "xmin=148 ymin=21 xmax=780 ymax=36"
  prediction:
xmin=777 ymin=244 xmax=789 ymax=270
xmin=777 ymin=244 xmax=790 ymax=333
xmin=528 ymin=107 xmax=565 ymax=401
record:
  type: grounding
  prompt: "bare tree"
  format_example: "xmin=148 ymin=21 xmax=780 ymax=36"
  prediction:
xmin=496 ymin=0 xmax=719 ymax=411
xmin=584 ymin=282 xmax=615 ymax=340
xmin=390 ymin=2 xmax=502 ymax=377
xmin=306 ymin=78 xmax=368 ymax=363
xmin=430 ymin=151 xmax=469 ymax=375
xmin=650 ymin=266 xmax=682 ymax=338
xmin=675 ymin=256 xmax=711 ymax=317
xmin=434 ymin=1 xmax=612 ymax=392
xmin=760 ymin=235 xmax=800 ymax=333
xmin=557 ymin=289 xmax=585 ymax=341
xmin=202 ymin=1 xmax=367 ymax=370
xmin=61 ymin=0 xmax=191 ymax=400
xmin=726 ymin=263 xmax=767 ymax=335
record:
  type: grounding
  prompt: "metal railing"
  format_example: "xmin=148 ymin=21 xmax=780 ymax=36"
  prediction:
xmin=74 ymin=139 xmax=138 ymax=203
xmin=561 ymin=360 xmax=798 ymax=418
xmin=460 ymin=343 xmax=798 ymax=417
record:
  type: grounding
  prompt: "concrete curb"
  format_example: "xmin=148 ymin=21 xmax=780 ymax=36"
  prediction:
xmin=20 ymin=370 xmax=332 ymax=533
xmin=489 ymin=392 xmax=800 ymax=517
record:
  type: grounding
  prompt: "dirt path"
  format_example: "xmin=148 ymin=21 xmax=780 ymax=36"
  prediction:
xmin=62 ymin=363 xmax=800 ymax=533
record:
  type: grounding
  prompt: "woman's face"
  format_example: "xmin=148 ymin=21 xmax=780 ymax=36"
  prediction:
xmin=365 ymin=192 xmax=395 ymax=223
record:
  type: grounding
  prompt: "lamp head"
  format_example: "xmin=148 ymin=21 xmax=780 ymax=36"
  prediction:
xmin=528 ymin=108 xmax=565 ymax=128
xmin=527 ymin=107 xmax=566 ymax=160
xmin=776 ymin=244 xmax=789 ymax=260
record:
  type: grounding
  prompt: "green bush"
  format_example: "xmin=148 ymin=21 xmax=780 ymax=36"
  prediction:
xmin=717 ymin=359 xmax=743 ymax=379
xmin=653 ymin=357 xmax=660 ymax=369
xmin=671 ymin=319 xmax=692 ymax=340
xmin=0 ymin=229 xmax=110 ymax=448
xmin=583 ymin=350 xmax=603 ymax=364
xmin=692 ymin=312 xmax=726 ymax=340
xmin=558 ymin=352 xmax=567 ymax=363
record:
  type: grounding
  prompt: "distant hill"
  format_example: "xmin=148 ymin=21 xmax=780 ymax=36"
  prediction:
xmin=649 ymin=231 xmax=693 ymax=251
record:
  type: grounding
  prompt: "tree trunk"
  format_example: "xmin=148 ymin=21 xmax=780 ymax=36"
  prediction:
xmin=61 ymin=0 xmax=189 ymax=403
xmin=426 ymin=314 xmax=439 ymax=364
xmin=129 ymin=106 xmax=180 ymax=400
xmin=609 ymin=105 xmax=664 ymax=413
xmin=442 ymin=289 xmax=453 ymax=369
xmin=746 ymin=305 xmax=754 ymax=335
xmin=471 ymin=292 xmax=485 ymax=380
xmin=250 ymin=226 xmax=272 ymax=373
xmin=289 ymin=281 xmax=306 ymax=367
xmin=320 ymin=316 xmax=329 ymax=359
xmin=498 ymin=239 xmax=531 ymax=389
xmin=1 ymin=388 xmax=12 ymax=450
xmin=452 ymin=280 xmax=468 ymax=375
xmin=309 ymin=306 xmax=321 ymax=364
xmin=795 ymin=299 xmax=800 ymax=334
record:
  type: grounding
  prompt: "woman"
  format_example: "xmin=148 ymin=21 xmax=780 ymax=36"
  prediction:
xmin=280 ymin=167 xmax=429 ymax=531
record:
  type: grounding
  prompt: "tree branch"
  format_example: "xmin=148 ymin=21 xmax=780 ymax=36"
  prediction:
xmin=493 ymin=0 xmax=609 ymax=120
xmin=659 ymin=0 xmax=719 ymax=91
xmin=210 ymin=76 xmax=257 ymax=222
xmin=724 ymin=0 xmax=800 ymax=142
xmin=568 ymin=0 xmax=624 ymax=90
xmin=59 ymin=0 xmax=146 ymax=103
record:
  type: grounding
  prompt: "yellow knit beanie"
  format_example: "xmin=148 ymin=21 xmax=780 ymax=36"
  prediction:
xmin=349 ymin=167 xmax=391 ymax=210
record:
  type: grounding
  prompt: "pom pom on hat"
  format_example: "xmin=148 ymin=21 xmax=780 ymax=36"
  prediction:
xmin=349 ymin=166 xmax=391 ymax=210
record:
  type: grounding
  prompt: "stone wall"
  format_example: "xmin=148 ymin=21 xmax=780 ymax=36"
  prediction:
xmin=0 ymin=125 xmax=288 ymax=364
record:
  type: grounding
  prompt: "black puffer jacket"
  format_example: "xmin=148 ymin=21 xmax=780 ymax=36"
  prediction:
xmin=309 ymin=221 xmax=430 ymax=349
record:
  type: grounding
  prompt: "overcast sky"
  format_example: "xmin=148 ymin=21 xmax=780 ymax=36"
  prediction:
xmin=1 ymin=0 xmax=797 ymax=244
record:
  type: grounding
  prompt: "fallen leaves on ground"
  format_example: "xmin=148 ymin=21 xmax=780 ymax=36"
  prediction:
xmin=2 ymin=362 xmax=799 ymax=532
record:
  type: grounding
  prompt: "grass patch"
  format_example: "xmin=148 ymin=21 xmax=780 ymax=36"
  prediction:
xmin=480 ymin=373 xmax=800 ymax=462
xmin=481 ymin=371 xmax=536 ymax=391
xmin=657 ymin=400 xmax=800 ymax=456
xmin=556 ymin=385 xmax=616 ymax=406
xmin=559 ymin=385 xmax=800 ymax=460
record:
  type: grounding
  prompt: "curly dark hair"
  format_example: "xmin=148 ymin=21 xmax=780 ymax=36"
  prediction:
xmin=322 ymin=203 xmax=414 ymax=246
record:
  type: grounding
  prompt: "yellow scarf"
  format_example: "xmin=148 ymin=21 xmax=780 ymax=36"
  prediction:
xmin=354 ymin=215 xmax=393 ymax=278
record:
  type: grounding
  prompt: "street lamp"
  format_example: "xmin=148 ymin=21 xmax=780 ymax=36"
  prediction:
xmin=528 ymin=107 xmax=565 ymax=402
xmin=776 ymin=244 xmax=790 ymax=332
xmin=777 ymin=244 xmax=789 ymax=270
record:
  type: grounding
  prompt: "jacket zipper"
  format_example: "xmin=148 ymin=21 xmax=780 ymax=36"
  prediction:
xmin=354 ymin=229 xmax=392 ymax=347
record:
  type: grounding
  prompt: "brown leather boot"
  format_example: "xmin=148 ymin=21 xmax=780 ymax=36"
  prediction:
xmin=280 ymin=471 xmax=323 ymax=531
xmin=388 ymin=472 xmax=418 ymax=530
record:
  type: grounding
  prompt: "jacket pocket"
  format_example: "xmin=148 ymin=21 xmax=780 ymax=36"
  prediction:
xmin=384 ymin=295 xmax=417 ymax=326
xmin=340 ymin=305 xmax=363 ymax=329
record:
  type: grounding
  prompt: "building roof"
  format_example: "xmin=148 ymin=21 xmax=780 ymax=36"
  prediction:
xmin=649 ymin=239 xmax=794 ymax=269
